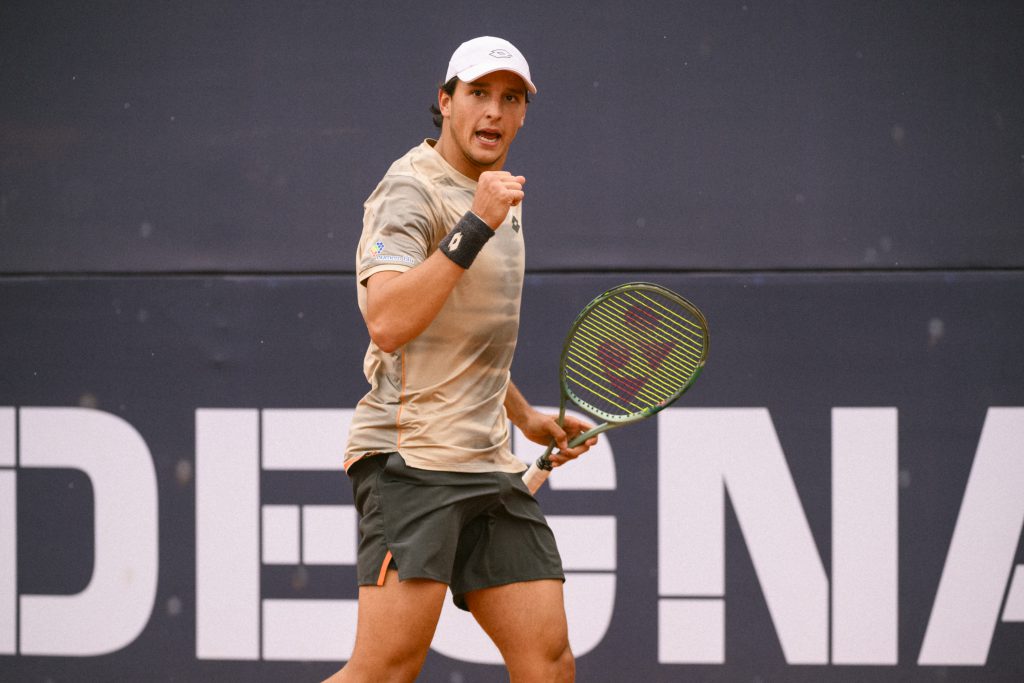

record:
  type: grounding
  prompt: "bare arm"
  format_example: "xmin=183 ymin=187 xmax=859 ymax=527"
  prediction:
xmin=505 ymin=380 xmax=597 ymax=467
xmin=364 ymin=253 xmax=463 ymax=353
xmin=364 ymin=171 xmax=526 ymax=353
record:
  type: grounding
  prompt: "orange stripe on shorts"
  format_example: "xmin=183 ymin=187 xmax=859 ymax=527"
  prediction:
xmin=376 ymin=550 xmax=393 ymax=586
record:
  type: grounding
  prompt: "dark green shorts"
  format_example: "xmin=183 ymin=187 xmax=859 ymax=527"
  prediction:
xmin=349 ymin=452 xmax=564 ymax=611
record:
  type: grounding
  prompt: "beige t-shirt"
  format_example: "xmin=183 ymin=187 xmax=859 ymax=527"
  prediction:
xmin=345 ymin=140 xmax=526 ymax=473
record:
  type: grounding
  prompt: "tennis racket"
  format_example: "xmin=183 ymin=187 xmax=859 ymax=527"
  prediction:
xmin=522 ymin=282 xmax=709 ymax=494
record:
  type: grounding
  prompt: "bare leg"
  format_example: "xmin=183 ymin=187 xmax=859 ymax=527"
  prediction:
xmin=465 ymin=579 xmax=574 ymax=682
xmin=321 ymin=569 xmax=448 ymax=683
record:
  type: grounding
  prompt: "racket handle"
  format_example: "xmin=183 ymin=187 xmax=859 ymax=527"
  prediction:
xmin=522 ymin=445 xmax=555 ymax=495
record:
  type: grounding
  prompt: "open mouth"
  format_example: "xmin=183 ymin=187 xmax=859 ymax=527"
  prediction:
xmin=475 ymin=129 xmax=501 ymax=145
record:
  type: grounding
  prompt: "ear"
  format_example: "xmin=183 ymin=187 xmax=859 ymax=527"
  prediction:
xmin=438 ymin=87 xmax=452 ymax=118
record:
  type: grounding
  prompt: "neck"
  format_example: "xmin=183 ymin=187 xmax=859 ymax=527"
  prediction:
xmin=433 ymin=131 xmax=503 ymax=182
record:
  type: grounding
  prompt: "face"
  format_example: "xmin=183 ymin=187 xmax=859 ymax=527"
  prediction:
xmin=435 ymin=70 xmax=528 ymax=179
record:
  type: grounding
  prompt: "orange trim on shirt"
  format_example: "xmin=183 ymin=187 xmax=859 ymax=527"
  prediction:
xmin=343 ymin=453 xmax=366 ymax=473
xmin=376 ymin=550 xmax=393 ymax=586
xmin=395 ymin=349 xmax=406 ymax=449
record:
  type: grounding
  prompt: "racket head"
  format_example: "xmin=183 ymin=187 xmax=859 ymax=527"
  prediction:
xmin=558 ymin=282 xmax=709 ymax=425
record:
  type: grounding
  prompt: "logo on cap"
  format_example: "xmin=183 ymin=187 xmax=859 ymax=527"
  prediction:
xmin=489 ymin=49 xmax=513 ymax=59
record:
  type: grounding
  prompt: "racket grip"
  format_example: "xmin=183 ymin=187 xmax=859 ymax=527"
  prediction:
xmin=522 ymin=446 xmax=555 ymax=495
xmin=522 ymin=460 xmax=551 ymax=495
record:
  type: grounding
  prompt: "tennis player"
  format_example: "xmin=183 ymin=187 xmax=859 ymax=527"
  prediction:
xmin=323 ymin=37 xmax=596 ymax=682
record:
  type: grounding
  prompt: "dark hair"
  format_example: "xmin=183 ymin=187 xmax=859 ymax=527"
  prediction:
xmin=430 ymin=76 xmax=532 ymax=128
xmin=430 ymin=77 xmax=459 ymax=128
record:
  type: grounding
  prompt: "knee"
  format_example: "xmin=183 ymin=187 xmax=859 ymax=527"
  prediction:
xmin=508 ymin=639 xmax=574 ymax=682
xmin=547 ymin=641 xmax=575 ymax=682
xmin=341 ymin=645 xmax=428 ymax=683
xmin=557 ymin=644 xmax=576 ymax=680
xmin=337 ymin=659 xmax=422 ymax=683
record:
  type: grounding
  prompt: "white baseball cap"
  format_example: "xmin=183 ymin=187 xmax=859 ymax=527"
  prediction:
xmin=445 ymin=36 xmax=537 ymax=94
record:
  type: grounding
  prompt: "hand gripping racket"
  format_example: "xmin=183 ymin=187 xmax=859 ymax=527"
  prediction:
xmin=522 ymin=282 xmax=709 ymax=494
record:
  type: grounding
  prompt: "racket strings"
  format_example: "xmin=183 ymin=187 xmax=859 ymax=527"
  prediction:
xmin=602 ymin=292 xmax=705 ymax=372
xmin=621 ymin=291 xmax=706 ymax=358
xmin=566 ymin=337 xmax=687 ymax=412
xmin=587 ymin=294 xmax=705 ymax=377
xmin=563 ymin=290 xmax=707 ymax=419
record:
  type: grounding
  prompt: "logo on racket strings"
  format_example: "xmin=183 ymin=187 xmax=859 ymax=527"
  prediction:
xmin=595 ymin=304 xmax=677 ymax=403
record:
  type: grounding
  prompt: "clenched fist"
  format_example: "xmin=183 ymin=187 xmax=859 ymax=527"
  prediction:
xmin=471 ymin=171 xmax=526 ymax=229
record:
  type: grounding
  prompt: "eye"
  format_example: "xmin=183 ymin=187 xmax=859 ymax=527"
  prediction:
xmin=470 ymin=89 xmax=485 ymax=97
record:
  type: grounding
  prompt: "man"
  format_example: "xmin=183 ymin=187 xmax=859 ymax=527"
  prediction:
xmin=324 ymin=37 xmax=596 ymax=682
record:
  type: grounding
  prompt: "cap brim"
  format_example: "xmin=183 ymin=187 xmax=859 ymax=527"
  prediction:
xmin=456 ymin=65 xmax=537 ymax=94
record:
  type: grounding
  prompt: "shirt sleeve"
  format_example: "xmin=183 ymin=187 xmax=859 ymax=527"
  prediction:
xmin=357 ymin=174 xmax=438 ymax=285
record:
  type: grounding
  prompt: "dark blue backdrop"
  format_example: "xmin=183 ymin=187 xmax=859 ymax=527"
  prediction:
xmin=2 ymin=1 xmax=1023 ymax=681
xmin=3 ymin=1 xmax=1022 ymax=272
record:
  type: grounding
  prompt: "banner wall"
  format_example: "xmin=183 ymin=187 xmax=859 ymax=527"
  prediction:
xmin=2 ymin=273 xmax=1022 ymax=681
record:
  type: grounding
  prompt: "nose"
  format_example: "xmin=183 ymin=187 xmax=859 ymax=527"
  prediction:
xmin=483 ymin=93 xmax=502 ymax=119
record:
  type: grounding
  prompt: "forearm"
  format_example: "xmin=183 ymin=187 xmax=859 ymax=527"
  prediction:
xmin=504 ymin=380 xmax=596 ymax=464
xmin=364 ymin=251 xmax=464 ymax=353
xmin=365 ymin=209 xmax=501 ymax=352
xmin=503 ymin=380 xmax=534 ymax=429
